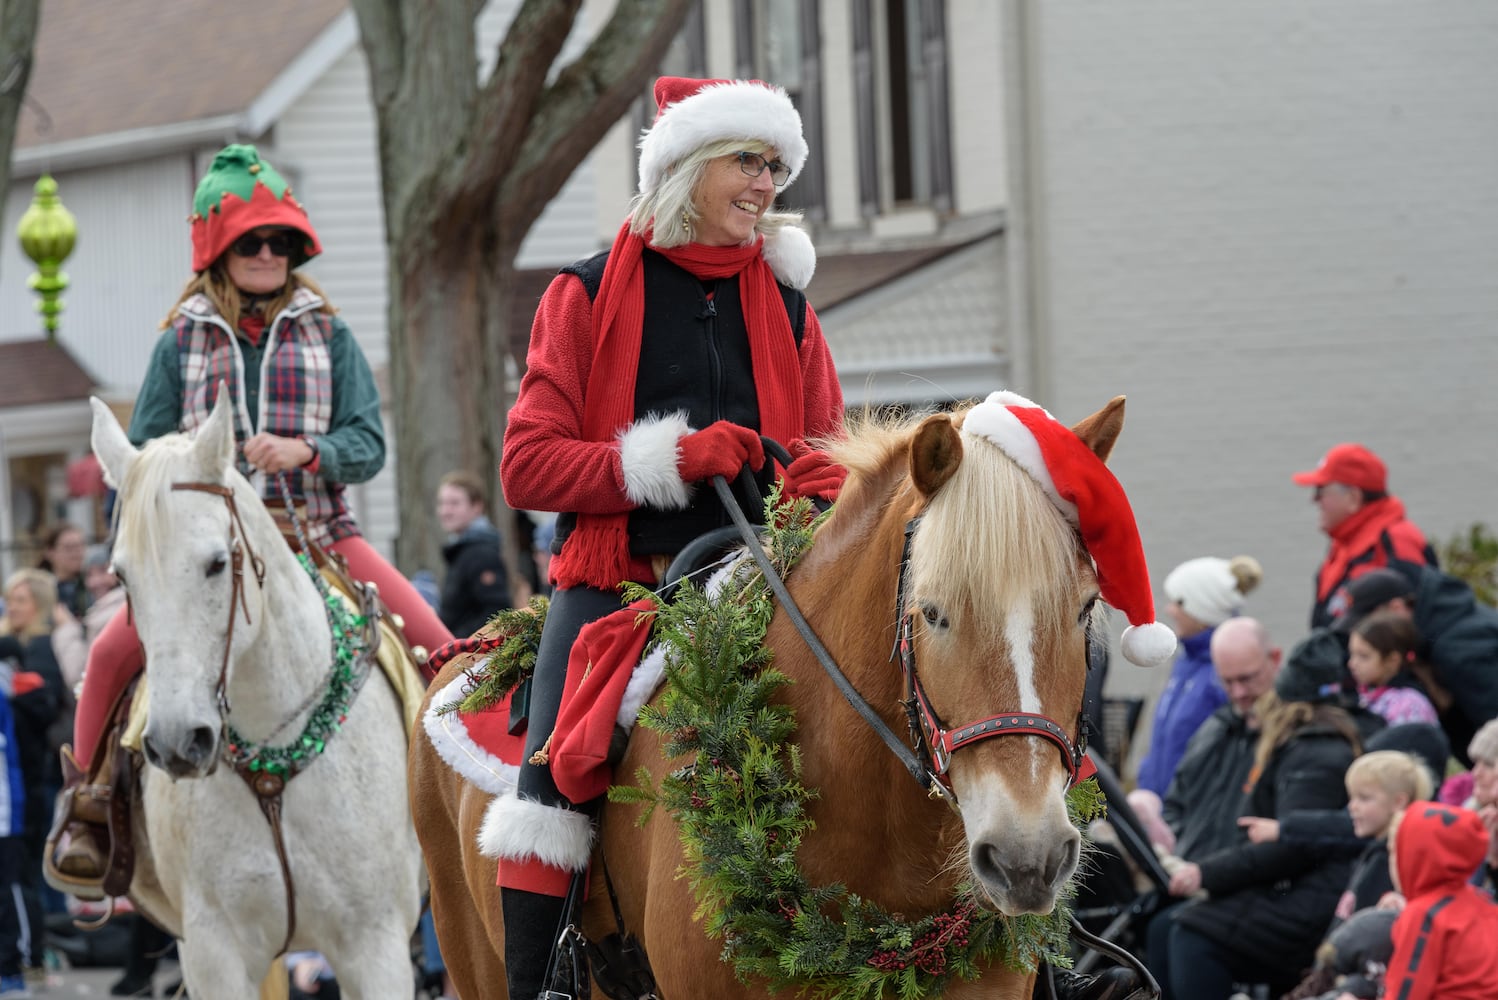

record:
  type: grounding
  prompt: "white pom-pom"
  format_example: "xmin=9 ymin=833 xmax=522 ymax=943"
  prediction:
xmin=760 ymin=223 xmax=816 ymax=290
xmin=1121 ymin=622 xmax=1176 ymax=667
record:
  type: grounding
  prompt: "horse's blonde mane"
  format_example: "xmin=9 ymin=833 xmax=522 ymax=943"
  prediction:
xmin=914 ymin=416 xmax=1084 ymax=638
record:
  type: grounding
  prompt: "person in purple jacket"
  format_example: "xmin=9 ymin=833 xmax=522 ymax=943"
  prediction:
xmin=1135 ymin=555 xmax=1263 ymax=796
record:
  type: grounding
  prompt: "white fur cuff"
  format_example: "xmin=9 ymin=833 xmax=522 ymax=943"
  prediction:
xmin=620 ymin=412 xmax=692 ymax=510
xmin=477 ymin=793 xmax=594 ymax=868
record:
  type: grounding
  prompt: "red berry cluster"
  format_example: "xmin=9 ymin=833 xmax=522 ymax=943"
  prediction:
xmin=864 ymin=903 xmax=975 ymax=977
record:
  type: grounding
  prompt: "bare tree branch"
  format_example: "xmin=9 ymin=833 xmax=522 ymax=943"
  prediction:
xmin=0 ymin=0 xmax=43 ymax=245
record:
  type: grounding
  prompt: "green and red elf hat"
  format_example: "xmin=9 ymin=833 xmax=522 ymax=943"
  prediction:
xmin=189 ymin=144 xmax=322 ymax=272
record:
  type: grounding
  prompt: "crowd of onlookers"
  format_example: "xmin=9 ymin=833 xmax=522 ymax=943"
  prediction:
xmin=1116 ymin=442 xmax=1498 ymax=1000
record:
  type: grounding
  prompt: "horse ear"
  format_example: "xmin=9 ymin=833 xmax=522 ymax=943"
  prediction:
xmin=90 ymin=397 xmax=137 ymax=489
xmin=192 ymin=383 xmax=237 ymax=478
xmin=910 ymin=413 xmax=963 ymax=498
xmin=1070 ymin=396 xmax=1126 ymax=463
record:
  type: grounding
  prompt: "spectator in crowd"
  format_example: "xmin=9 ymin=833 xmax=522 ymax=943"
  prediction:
xmin=435 ymin=470 xmax=513 ymax=638
xmin=1132 ymin=616 xmax=1281 ymax=858
xmin=1291 ymin=443 xmax=1436 ymax=630
xmin=1154 ymin=630 xmax=1375 ymax=999
xmin=1134 ymin=555 xmax=1262 ymax=798
xmin=0 ymin=662 xmax=30 ymax=999
xmin=51 ymin=546 xmax=125 ymax=692
xmin=1382 ymin=804 xmax=1498 ymax=999
xmin=36 ymin=524 xmax=88 ymax=622
xmin=1456 ymin=719 xmax=1498 ymax=891
xmin=1342 ymin=565 xmax=1498 ymax=765
xmin=1346 ymin=611 xmax=1438 ymax=727
xmin=0 ymin=569 xmax=65 ymax=978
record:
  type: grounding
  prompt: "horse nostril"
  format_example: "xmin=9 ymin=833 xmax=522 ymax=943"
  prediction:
xmin=1043 ymin=835 xmax=1080 ymax=887
xmin=143 ymin=739 xmax=165 ymax=772
xmin=186 ymin=726 xmax=217 ymax=768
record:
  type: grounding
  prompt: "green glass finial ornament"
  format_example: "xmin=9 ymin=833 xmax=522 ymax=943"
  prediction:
xmin=17 ymin=174 xmax=78 ymax=341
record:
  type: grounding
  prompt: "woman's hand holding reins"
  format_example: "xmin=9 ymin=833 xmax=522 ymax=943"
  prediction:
xmin=244 ymin=432 xmax=316 ymax=474
xmin=783 ymin=439 xmax=847 ymax=502
xmin=677 ymin=421 xmax=765 ymax=482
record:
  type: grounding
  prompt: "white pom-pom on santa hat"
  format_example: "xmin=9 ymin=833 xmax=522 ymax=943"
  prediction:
xmin=964 ymin=390 xmax=1176 ymax=667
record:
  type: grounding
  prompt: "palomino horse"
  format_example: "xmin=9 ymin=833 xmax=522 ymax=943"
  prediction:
xmin=413 ymin=397 xmax=1131 ymax=999
xmin=90 ymin=395 xmax=424 ymax=1000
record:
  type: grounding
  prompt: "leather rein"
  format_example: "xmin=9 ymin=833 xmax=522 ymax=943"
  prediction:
xmin=710 ymin=473 xmax=1095 ymax=807
xmin=167 ymin=480 xmax=298 ymax=956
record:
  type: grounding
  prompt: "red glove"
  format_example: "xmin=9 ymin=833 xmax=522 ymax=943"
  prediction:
xmin=676 ymin=421 xmax=765 ymax=483
xmin=783 ymin=439 xmax=847 ymax=502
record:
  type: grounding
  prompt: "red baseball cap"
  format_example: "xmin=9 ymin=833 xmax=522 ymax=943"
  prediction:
xmin=1291 ymin=443 xmax=1387 ymax=493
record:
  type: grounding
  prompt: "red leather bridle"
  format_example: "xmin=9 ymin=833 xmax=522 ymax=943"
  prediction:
xmin=893 ymin=516 xmax=1097 ymax=797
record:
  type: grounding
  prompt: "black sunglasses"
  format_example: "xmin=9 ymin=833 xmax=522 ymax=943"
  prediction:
xmin=230 ymin=231 xmax=299 ymax=258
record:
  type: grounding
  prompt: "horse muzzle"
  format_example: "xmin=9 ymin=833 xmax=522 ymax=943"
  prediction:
xmin=143 ymin=723 xmax=221 ymax=779
xmin=968 ymin=824 xmax=1081 ymax=915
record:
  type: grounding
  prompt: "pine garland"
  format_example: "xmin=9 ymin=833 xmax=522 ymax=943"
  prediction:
xmin=607 ymin=494 xmax=1107 ymax=998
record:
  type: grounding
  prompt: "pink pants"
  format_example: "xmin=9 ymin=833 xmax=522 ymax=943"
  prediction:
xmin=72 ymin=534 xmax=452 ymax=770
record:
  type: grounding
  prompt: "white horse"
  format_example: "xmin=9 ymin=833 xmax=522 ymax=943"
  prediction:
xmin=90 ymin=393 xmax=423 ymax=1000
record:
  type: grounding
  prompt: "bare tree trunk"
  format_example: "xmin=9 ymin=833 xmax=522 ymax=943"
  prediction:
xmin=351 ymin=0 xmax=693 ymax=576
xmin=0 ymin=0 xmax=43 ymax=279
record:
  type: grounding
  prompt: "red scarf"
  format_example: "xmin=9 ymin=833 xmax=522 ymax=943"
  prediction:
xmin=1317 ymin=496 xmax=1412 ymax=598
xmin=552 ymin=222 xmax=805 ymax=590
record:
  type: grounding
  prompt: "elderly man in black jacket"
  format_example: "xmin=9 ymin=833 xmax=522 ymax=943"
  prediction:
xmin=435 ymin=470 xmax=514 ymax=639
xmin=1341 ymin=563 xmax=1498 ymax=764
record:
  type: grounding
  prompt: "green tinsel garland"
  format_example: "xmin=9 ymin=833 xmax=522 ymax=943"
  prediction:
xmin=606 ymin=494 xmax=1107 ymax=999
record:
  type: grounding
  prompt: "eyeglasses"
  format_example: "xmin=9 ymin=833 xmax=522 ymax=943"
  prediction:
xmin=735 ymin=151 xmax=791 ymax=187
xmin=229 ymin=231 xmax=299 ymax=258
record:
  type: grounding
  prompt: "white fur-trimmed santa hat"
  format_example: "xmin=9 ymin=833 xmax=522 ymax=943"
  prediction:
xmin=964 ymin=391 xmax=1176 ymax=667
xmin=638 ymin=76 xmax=809 ymax=197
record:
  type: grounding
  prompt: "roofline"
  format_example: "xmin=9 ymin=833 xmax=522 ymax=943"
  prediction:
xmin=12 ymin=9 xmax=358 ymax=177
xmin=242 ymin=10 xmax=359 ymax=137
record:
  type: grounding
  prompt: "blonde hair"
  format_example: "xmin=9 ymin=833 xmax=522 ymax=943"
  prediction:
xmin=1 ymin=568 xmax=58 ymax=641
xmin=162 ymin=264 xmax=335 ymax=332
xmin=1250 ymin=692 xmax=1363 ymax=781
xmin=629 ymin=138 xmax=803 ymax=249
xmin=1346 ymin=750 xmax=1435 ymax=804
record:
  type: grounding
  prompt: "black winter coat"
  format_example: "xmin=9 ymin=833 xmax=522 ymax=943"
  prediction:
xmin=1402 ymin=560 xmax=1498 ymax=763
xmin=1174 ymin=720 xmax=1361 ymax=976
xmin=1163 ymin=705 xmax=1258 ymax=861
xmin=439 ymin=517 xmax=513 ymax=639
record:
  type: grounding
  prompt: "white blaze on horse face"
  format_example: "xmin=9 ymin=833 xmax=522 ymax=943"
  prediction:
xmin=1003 ymin=596 xmax=1045 ymax=781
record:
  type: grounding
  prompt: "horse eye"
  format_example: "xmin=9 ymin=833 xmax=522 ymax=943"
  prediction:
xmin=921 ymin=604 xmax=949 ymax=630
xmin=206 ymin=555 xmax=228 ymax=578
xmin=1078 ymin=595 xmax=1100 ymax=625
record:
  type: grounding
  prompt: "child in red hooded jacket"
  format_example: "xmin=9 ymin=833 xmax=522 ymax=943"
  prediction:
xmin=1383 ymin=803 xmax=1498 ymax=999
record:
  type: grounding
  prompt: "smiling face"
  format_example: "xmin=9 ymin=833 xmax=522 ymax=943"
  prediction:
xmin=690 ymin=150 xmax=780 ymax=246
xmin=3 ymin=581 xmax=38 ymax=634
xmin=436 ymin=483 xmax=483 ymax=536
xmin=224 ymin=226 xmax=292 ymax=295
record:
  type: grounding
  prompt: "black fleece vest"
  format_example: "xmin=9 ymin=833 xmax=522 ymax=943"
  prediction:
xmin=552 ymin=248 xmax=806 ymax=557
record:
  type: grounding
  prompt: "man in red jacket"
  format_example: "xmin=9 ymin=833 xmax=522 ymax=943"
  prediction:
xmin=1292 ymin=442 xmax=1436 ymax=629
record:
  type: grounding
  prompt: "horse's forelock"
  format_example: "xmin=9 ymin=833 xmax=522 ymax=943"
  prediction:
xmin=908 ymin=432 xmax=1085 ymax=639
xmin=114 ymin=432 xmax=223 ymax=566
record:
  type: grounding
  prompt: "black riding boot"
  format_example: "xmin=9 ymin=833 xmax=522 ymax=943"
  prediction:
xmin=1043 ymin=966 xmax=1154 ymax=1000
xmin=502 ymin=887 xmax=569 ymax=1000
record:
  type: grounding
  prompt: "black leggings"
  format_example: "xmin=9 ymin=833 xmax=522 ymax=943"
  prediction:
xmin=516 ymin=586 xmax=628 ymax=808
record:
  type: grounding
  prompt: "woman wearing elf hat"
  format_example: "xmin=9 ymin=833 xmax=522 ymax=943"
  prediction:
xmin=47 ymin=144 xmax=454 ymax=890
xmin=489 ymin=76 xmax=848 ymax=997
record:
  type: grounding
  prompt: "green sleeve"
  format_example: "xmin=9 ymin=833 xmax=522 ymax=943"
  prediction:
xmin=127 ymin=330 xmax=185 ymax=447
xmin=311 ymin=317 xmax=386 ymax=485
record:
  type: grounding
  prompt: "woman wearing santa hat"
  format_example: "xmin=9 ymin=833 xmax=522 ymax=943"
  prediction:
xmin=491 ymin=76 xmax=848 ymax=997
xmin=47 ymin=144 xmax=454 ymax=894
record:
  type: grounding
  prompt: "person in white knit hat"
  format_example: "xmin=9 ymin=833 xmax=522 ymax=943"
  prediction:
xmin=1134 ymin=555 xmax=1263 ymax=797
